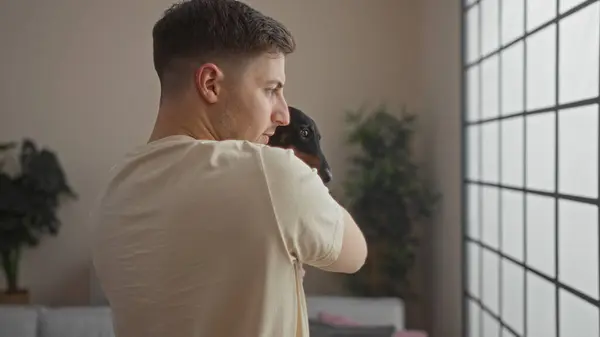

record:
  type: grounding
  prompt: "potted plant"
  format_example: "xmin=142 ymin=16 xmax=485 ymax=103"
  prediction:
xmin=341 ymin=105 xmax=440 ymax=300
xmin=0 ymin=139 xmax=76 ymax=304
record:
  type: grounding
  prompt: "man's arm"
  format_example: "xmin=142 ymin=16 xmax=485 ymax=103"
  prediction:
xmin=260 ymin=147 xmax=367 ymax=274
xmin=318 ymin=208 xmax=367 ymax=273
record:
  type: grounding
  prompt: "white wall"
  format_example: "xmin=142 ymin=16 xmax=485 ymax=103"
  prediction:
xmin=0 ymin=0 xmax=463 ymax=335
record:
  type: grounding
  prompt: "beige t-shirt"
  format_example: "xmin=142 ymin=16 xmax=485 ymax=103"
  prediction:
xmin=91 ymin=135 xmax=344 ymax=337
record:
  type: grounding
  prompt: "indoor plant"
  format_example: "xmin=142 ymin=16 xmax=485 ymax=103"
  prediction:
xmin=341 ymin=105 xmax=439 ymax=299
xmin=0 ymin=139 xmax=76 ymax=304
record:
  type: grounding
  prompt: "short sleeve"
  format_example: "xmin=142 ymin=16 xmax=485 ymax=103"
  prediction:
xmin=260 ymin=146 xmax=345 ymax=268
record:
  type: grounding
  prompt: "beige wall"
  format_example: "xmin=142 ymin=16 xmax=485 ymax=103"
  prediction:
xmin=417 ymin=0 xmax=463 ymax=336
xmin=0 ymin=0 xmax=462 ymax=336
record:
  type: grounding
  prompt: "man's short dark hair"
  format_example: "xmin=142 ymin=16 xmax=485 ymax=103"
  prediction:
xmin=152 ymin=0 xmax=296 ymax=95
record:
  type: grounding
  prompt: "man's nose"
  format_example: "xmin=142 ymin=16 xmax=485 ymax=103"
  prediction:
xmin=273 ymin=109 xmax=290 ymax=126
xmin=273 ymin=99 xmax=290 ymax=126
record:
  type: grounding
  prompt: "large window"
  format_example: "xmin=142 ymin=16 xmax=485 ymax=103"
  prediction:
xmin=461 ymin=0 xmax=600 ymax=336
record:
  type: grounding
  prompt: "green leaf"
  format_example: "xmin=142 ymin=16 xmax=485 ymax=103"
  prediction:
xmin=0 ymin=138 xmax=77 ymax=290
xmin=341 ymin=104 xmax=440 ymax=300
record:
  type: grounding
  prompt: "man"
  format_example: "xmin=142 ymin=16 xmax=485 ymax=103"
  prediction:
xmin=91 ymin=1 xmax=367 ymax=337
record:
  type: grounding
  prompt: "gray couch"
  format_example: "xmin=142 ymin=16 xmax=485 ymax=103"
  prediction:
xmin=0 ymin=296 xmax=404 ymax=337
xmin=0 ymin=306 xmax=114 ymax=337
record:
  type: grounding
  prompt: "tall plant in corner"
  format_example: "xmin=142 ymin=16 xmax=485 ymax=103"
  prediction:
xmin=342 ymin=105 xmax=439 ymax=299
xmin=0 ymin=139 xmax=76 ymax=302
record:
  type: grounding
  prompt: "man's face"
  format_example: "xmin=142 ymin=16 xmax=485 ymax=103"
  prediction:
xmin=212 ymin=53 xmax=290 ymax=144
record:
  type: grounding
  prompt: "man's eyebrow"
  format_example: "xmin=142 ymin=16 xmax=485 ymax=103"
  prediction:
xmin=266 ymin=80 xmax=284 ymax=88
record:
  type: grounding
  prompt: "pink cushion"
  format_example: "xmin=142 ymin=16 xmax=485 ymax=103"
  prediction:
xmin=317 ymin=311 xmax=361 ymax=326
xmin=317 ymin=311 xmax=427 ymax=337
xmin=393 ymin=331 xmax=427 ymax=337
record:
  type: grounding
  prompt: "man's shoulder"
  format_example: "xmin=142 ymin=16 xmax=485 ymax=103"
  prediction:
xmin=259 ymin=146 xmax=322 ymax=196
xmin=122 ymin=137 xmax=271 ymax=166
xmin=259 ymin=144 xmax=313 ymax=175
xmin=102 ymin=138 xmax=273 ymax=189
xmin=109 ymin=136 xmax=312 ymax=187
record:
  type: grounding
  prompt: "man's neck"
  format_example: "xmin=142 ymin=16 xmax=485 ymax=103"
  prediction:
xmin=148 ymin=102 xmax=218 ymax=143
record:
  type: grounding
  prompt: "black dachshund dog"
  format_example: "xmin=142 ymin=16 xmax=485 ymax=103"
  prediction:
xmin=268 ymin=106 xmax=332 ymax=184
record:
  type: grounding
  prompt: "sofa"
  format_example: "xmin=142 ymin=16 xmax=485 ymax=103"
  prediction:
xmin=0 ymin=296 xmax=405 ymax=337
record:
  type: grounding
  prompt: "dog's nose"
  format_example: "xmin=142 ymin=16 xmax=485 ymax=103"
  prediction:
xmin=322 ymin=168 xmax=333 ymax=184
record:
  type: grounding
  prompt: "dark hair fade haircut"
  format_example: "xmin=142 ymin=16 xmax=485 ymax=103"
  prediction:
xmin=152 ymin=0 xmax=296 ymax=96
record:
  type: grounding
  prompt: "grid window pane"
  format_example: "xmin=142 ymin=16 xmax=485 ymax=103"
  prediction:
xmin=502 ymin=259 xmax=524 ymax=334
xmin=559 ymin=2 xmax=600 ymax=104
xmin=467 ymin=6 xmax=480 ymax=64
xmin=502 ymin=0 xmax=525 ymax=45
xmin=560 ymin=289 xmax=600 ymax=337
xmin=527 ymin=272 xmax=557 ymax=337
xmin=463 ymin=1 xmax=600 ymax=336
xmin=468 ymin=125 xmax=481 ymax=180
xmin=469 ymin=300 xmax=481 ymax=337
xmin=526 ymin=112 xmax=556 ymax=192
xmin=558 ymin=200 xmax=599 ymax=300
xmin=468 ymin=242 xmax=481 ymax=298
xmin=527 ymin=0 xmax=557 ymax=31
xmin=501 ymin=189 xmax=524 ymax=261
xmin=482 ymin=122 xmax=500 ymax=183
xmin=560 ymin=0 xmax=591 ymax=14
xmin=558 ymin=104 xmax=599 ymax=198
xmin=501 ymin=117 xmax=524 ymax=187
xmin=482 ymin=0 xmax=500 ymax=55
xmin=483 ymin=310 xmax=501 ymax=337
xmin=526 ymin=24 xmax=556 ymax=111
xmin=502 ymin=329 xmax=517 ymax=337
xmin=482 ymin=186 xmax=500 ymax=249
xmin=467 ymin=66 xmax=480 ymax=121
xmin=501 ymin=42 xmax=524 ymax=116
xmin=482 ymin=249 xmax=500 ymax=314
xmin=468 ymin=184 xmax=480 ymax=239
xmin=526 ymin=194 xmax=556 ymax=277
xmin=482 ymin=55 xmax=500 ymax=120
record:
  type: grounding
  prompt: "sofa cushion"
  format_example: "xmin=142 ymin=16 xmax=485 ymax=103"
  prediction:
xmin=38 ymin=307 xmax=115 ymax=337
xmin=318 ymin=311 xmax=361 ymax=326
xmin=314 ymin=311 xmax=427 ymax=337
xmin=309 ymin=319 xmax=396 ymax=337
xmin=306 ymin=296 xmax=404 ymax=331
xmin=0 ymin=305 xmax=39 ymax=337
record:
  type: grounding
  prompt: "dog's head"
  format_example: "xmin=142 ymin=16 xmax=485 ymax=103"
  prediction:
xmin=268 ymin=106 xmax=333 ymax=184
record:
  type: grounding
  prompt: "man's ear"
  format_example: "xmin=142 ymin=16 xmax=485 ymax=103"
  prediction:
xmin=195 ymin=63 xmax=224 ymax=104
